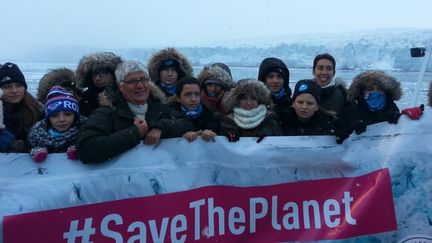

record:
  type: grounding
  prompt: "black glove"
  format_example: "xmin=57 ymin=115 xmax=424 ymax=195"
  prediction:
xmin=256 ymin=134 xmax=266 ymax=143
xmin=387 ymin=113 xmax=401 ymax=124
xmin=354 ymin=120 xmax=367 ymax=135
xmin=335 ymin=133 xmax=350 ymax=144
xmin=226 ymin=131 xmax=240 ymax=142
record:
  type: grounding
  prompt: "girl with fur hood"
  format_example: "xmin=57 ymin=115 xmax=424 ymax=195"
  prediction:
xmin=279 ymin=79 xmax=335 ymax=136
xmin=312 ymin=53 xmax=348 ymax=117
xmin=147 ymin=48 xmax=194 ymax=98
xmin=37 ymin=68 xmax=79 ymax=103
xmin=220 ymin=79 xmax=282 ymax=142
xmin=258 ymin=57 xmax=292 ymax=119
xmin=0 ymin=62 xmax=44 ymax=152
xmin=334 ymin=70 xmax=402 ymax=144
xmin=75 ymin=52 xmax=123 ymax=116
xmin=167 ymin=77 xmax=220 ymax=142
xmin=28 ymin=86 xmax=86 ymax=163
xmin=76 ymin=61 xmax=194 ymax=164
xmin=197 ymin=64 xmax=234 ymax=115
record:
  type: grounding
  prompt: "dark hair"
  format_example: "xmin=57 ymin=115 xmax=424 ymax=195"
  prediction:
xmin=313 ymin=53 xmax=336 ymax=75
xmin=176 ymin=77 xmax=201 ymax=97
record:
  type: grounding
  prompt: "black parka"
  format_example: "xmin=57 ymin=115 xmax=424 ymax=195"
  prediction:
xmin=76 ymin=87 xmax=194 ymax=164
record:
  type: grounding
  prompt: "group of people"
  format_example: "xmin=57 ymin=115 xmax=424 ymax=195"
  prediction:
xmin=0 ymin=48 xmax=429 ymax=164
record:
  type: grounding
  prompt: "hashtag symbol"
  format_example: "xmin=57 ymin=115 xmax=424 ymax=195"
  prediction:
xmin=63 ymin=218 xmax=96 ymax=243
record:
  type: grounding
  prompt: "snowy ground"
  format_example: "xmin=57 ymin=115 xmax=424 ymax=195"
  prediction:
xmin=0 ymin=108 xmax=431 ymax=242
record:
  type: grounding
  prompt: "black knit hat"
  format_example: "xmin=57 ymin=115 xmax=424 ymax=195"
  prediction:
xmin=0 ymin=62 xmax=27 ymax=89
xmin=258 ymin=57 xmax=290 ymax=94
xmin=292 ymin=79 xmax=322 ymax=104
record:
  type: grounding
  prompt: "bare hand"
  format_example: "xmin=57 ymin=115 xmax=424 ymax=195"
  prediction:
xmin=144 ymin=128 xmax=162 ymax=145
xmin=183 ymin=131 xmax=199 ymax=142
xmin=134 ymin=118 xmax=149 ymax=137
xmin=201 ymin=129 xmax=216 ymax=142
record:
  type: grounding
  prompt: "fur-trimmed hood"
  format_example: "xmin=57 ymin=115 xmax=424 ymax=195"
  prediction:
xmin=37 ymin=68 xmax=76 ymax=102
xmin=198 ymin=65 xmax=234 ymax=91
xmin=147 ymin=48 xmax=193 ymax=83
xmin=99 ymin=82 xmax=167 ymax=107
xmin=224 ymin=79 xmax=272 ymax=112
xmin=347 ymin=70 xmax=402 ymax=102
xmin=76 ymin=52 xmax=123 ymax=89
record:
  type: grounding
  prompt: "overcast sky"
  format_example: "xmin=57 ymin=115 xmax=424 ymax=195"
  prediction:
xmin=1 ymin=0 xmax=432 ymax=55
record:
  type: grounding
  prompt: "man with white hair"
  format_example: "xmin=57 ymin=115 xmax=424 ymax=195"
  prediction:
xmin=76 ymin=60 xmax=194 ymax=164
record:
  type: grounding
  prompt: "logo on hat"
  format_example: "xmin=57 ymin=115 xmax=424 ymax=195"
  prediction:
xmin=299 ymin=84 xmax=308 ymax=92
xmin=46 ymin=101 xmax=63 ymax=112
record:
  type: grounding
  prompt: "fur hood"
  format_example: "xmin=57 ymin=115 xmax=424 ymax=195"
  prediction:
xmin=147 ymin=48 xmax=193 ymax=83
xmin=348 ymin=70 xmax=402 ymax=102
xmin=76 ymin=52 xmax=123 ymax=89
xmin=198 ymin=65 xmax=234 ymax=91
xmin=429 ymin=80 xmax=432 ymax=107
xmin=99 ymin=82 xmax=167 ymax=107
xmin=37 ymin=68 xmax=76 ymax=102
xmin=224 ymin=79 xmax=272 ymax=112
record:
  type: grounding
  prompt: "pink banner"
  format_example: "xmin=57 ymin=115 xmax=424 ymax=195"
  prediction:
xmin=3 ymin=168 xmax=396 ymax=242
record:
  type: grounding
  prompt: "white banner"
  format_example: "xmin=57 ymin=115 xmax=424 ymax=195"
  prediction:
xmin=1 ymin=111 xmax=431 ymax=242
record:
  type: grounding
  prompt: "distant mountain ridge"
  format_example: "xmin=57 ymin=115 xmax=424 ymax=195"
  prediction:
xmin=7 ymin=28 xmax=432 ymax=71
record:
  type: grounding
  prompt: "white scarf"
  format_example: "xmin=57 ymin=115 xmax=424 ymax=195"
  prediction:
xmin=127 ymin=103 xmax=148 ymax=121
xmin=321 ymin=78 xmax=336 ymax=89
xmin=233 ymin=104 xmax=267 ymax=129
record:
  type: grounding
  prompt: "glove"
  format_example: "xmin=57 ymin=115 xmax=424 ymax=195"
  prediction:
xmin=67 ymin=145 xmax=78 ymax=160
xmin=0 ymin=129 xmax=15 ymax=150
xmin=354 ymin=124 xmax=367 ymax=135
xmin=30 ymin=147 xmax=48 ymax=163
xmin=257 ymin=135 xmax=266 ymax=143
xmin=335 ymin=132 xmax=350 ymax=144
xmin=226 ymin=131 xmax=240 ymax=142
xmin=401 ymin=104 xmax=424 ymax=120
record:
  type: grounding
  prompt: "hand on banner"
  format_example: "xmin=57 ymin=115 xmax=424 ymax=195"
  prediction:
xmin=225 ymin=131 xmax=240 ymax=142
xmin=31 ymin=147 xmax=48 ymax=163
xmin=67 ymin=146 xmax=78 ymax=160
xmin=401 ymin=104 xmax=424 ymax=120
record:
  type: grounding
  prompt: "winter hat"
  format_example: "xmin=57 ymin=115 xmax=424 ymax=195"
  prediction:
xmin=258 ymin=58 xmax=290 ymax=84
xmin=0 ymin=62 xmax=27 ymax=89
xmin=210 ymin=63 xmax=232 ymax=79
xmin=224 ymin=79 xmax=272 ymax=112
xmin=158 ymin=59 xmax=180 ymax=73
xmin=44 ymin=86 xmax=79 ymax=121
xmin=198 ymin=65 xmax=234 ymax=91
xmin=147 ymin=48 xmax=193 ymax=83
xmin=292 ymin=79 xmax=322 ymax=104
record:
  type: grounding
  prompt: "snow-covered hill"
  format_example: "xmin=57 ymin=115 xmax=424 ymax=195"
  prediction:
xmin=4 ymin=28 xmax=432 ymax=72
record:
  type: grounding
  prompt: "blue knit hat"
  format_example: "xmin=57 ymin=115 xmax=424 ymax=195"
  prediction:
xmin=44 ymin=86 xmax=79 ymax=120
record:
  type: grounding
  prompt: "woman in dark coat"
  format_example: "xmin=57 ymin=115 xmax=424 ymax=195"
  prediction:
xmin=333 ymin=70 xmax=402 ymax=144
xmin=76 ymin=61 xmax=194 ymax=163
xmin=220 ymin=79 xmax=282 ymax=142
xmin=75 ymin=52 xmax=123 ymax=116
xmin=280 ymin=79 xmax=335 ymax=136
xmin=258 ymin=57 xmax=292 ymax=119
xmin=0 ymin=62 xmax=44 ymax=152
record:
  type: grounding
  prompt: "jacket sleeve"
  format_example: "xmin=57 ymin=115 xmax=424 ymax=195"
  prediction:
xmin=149 ymin=106 xmax=195 ymax=138
xmin=76 ymin=108 xmax=142 ymax=164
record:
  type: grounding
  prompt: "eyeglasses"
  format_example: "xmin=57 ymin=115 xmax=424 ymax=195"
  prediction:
xmin=121 ymin=77 xmax=150 ymax=86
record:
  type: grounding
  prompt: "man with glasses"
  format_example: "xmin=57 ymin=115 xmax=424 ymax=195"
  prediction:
xmin=75 ymin=52 xmax=123 ymax=116
xmin=76 ymin=61 xmax=194 ymax=164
